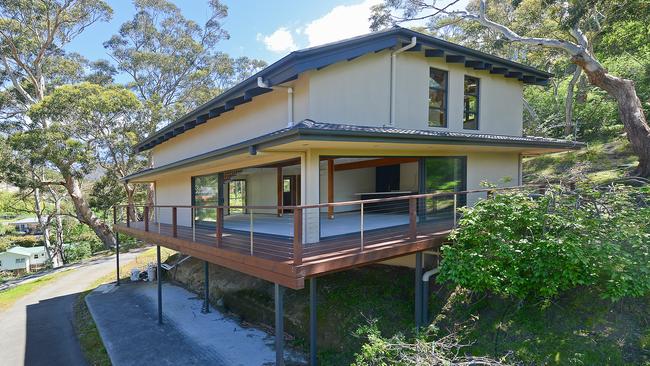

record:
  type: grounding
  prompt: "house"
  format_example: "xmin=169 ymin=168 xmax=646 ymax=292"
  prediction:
xmin=0 ymin=246 xmax=48 ymax=273
xmin=9 ymin=217 xmax=43 ymax=234
xmin=115 ymin=27 xmax=584 ymax=364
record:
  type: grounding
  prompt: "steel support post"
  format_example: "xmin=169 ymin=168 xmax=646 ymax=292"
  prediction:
xmin=157 ymin=245 xmax=163 ymax=325
xmin=201 ymin=261 xmax=210 ymax=314
xmin=415 ymin=251 xmax=423 ymax=332
xmin=310 ymin=278 xmax=317 ymax=366
xmin=115 ymin=232 xmax=120 ymax=286
xmin=275 ymin=283 xmax=285 ymax=366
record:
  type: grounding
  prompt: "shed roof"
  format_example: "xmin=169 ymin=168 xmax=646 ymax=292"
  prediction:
xmin=6 ymin=246 xmax=45 ymax=256
xmin=135 ymin=27 xmax=553 ymax=153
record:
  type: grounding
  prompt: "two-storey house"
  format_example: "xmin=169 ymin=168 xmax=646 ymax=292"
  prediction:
xmin=115 ymin=27 xmax=583 ymax=365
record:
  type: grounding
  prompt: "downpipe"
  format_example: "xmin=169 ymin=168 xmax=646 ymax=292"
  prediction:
xmin=389 ymin=36 xmax=417 ymax=126
xmin=258 ymin=77 xmax=294 ymax=127
xmin=421 ymin=266 xmax=440 ymax=325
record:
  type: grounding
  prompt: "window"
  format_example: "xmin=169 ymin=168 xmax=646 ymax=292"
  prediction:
xmin=34 ymin=254 xmax=38 ymax=259
xmin=463 ymin=76 xmax=479 ymax=130
xmin=16 ymin=258 xmax=25 ymax=264
xmin=428 ymin=68 xmax=448 ymax=127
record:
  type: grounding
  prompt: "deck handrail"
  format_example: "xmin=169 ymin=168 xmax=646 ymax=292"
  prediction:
xmin=114 ymin=184 xmax=543 ymax=211
xmin=114 ymin=184 xmax=545 ymax=266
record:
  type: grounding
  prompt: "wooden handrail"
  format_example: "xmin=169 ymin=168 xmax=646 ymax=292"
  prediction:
xmin=115 ymin=185 xmax=543 ymax=213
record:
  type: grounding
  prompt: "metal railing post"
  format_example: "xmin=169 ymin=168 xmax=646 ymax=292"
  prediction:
xmin=192 ymin=207 xmax=196 ymax=242
xmin=360 ymin=203 xmax=364 ymax=251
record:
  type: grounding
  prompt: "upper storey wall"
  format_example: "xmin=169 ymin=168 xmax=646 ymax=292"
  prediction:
xmin=151 ymin=77 xmax=309 ymax=166
xmin=308 ymin=51 xmax=523 ymax=135
xmin=151 ymin=49 xmax=525 ymax=167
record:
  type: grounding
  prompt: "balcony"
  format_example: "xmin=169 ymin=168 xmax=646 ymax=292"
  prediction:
xmin=113 ymin=188 xmax=519 ymax=289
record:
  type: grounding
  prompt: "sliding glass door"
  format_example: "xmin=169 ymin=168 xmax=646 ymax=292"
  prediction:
xmin=192 ymin=174 xmax=220 ymax=227
xmin=421 ymin=157 xmax=467 ymax=219
xmin=227 ymin=179 xmax=246 ymax=215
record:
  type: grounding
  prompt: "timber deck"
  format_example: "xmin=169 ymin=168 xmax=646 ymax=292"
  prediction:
xmin=114 ymin=219 xmax=452 ymax=289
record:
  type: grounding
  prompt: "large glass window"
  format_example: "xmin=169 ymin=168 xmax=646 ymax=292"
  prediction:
xmin=192 ymin=174 xmax=219 ymax=224
xmin=428 ymin=68 xmax=448 ymax=127
xmin=463 ymin=76 xmax=479 ymax=130
xmin=422 ymin=157 xmax=466 ymax=218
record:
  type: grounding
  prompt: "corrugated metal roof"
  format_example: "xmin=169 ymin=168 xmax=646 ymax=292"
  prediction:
xmin=123 ymin=120 xmax=585 ymax=182
xmin=6 ymin=246 xmax=46 ymax=256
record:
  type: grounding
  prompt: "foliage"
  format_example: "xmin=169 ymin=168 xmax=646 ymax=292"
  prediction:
xmin=0 ymin=235 xmax=44 ymax=252
xmin=352 ymin=320 xmax=507 ymax=366
xmin=438 ymin=185 xmax=650 ymax=300
xmin=103 ymin=0 xmax=265 ymax=129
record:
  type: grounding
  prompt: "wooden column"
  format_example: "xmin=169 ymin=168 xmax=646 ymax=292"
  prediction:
xmin=409 ymin=197 xmax=417 ymax=240
xmin=216 ymin=207 xmax=224 ymax=247
xmin=277 ymin=167 xmax=283 ymax=217
xmin=327 ymin=159 xmax=334 ymax=219
xmin=172 ymin=207 xmax=177 ymax=238
xmin=144 ymin=206 xmax=150 ymax=232
xmin=293 ymin=208 xmax=303 ymax=265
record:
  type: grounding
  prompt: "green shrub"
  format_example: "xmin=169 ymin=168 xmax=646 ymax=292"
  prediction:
xmin=438 ymin=184 xmax=650 ymax=300
xmin=64 ymin=242 xmax=92 ymax=262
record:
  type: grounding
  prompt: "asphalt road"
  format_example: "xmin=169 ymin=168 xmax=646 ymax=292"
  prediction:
xmin=0 ymin=249 xmax=144 ymax=366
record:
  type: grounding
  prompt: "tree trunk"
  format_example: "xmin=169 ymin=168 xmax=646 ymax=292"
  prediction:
xmin=62 ymin=173 xmax=116 ymax=249
xmin=565 ymin=67 xmax=581 ymax=136
xmin=575 ymin=57 xmax=650 ymax=177
xmin=124 ymin=182 xmax=137 ymax=223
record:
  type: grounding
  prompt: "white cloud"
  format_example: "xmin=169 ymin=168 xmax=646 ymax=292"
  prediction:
xmin=257 ymin=27 xmax=297 ymax=53
xmin=304 ymin=0 xmax=381 ymax=47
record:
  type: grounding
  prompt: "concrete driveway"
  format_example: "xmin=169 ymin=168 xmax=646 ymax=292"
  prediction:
xmin=0 ymin=249 xmax=145 ymax=366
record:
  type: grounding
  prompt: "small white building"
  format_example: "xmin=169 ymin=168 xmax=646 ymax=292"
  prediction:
xmin=0 ymin=246 xmax=48 ymax=273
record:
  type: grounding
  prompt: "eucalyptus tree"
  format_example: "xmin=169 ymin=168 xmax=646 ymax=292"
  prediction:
xmin=103 ymin=0 xmax=267 ymax=208
xmin=0 ymin=0 xmax=112 ymax=262
xmin=25 ymin=83 xmax=141 ymax=249
xmin=371 ymin=0 xmax=650 ymax=177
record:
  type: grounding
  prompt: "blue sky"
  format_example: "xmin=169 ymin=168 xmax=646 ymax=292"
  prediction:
xmin=66 ymin=0 xmax=469 ymax=70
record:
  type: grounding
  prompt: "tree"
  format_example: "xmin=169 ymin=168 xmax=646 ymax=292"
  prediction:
xmin=0 ymin=0 xmax=113 ymax=259
xmin=103 ymin=0 xmax=267 ymax=211
xmin=25 ymin=83 xmax=141 ymax=249
xmin=371 ymin=0 xmax=650 ymax=177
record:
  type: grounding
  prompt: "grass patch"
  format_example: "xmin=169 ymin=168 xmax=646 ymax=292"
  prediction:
xmin=92 ymin=246 xmax=176 ymax=287
xmin=73 ymin=290 xmax=111 ymax=366
xmin=0 ymin=270 xmax=72 ymax=311
xmin=524 ymin=137 xmax=638 ymax=184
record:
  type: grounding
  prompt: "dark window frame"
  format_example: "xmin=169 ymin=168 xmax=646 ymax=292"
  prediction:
xmin=428 ymin=67 xmax=448 ymax=128
xmin=463 ymin=75 xmax=480 ymax=130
